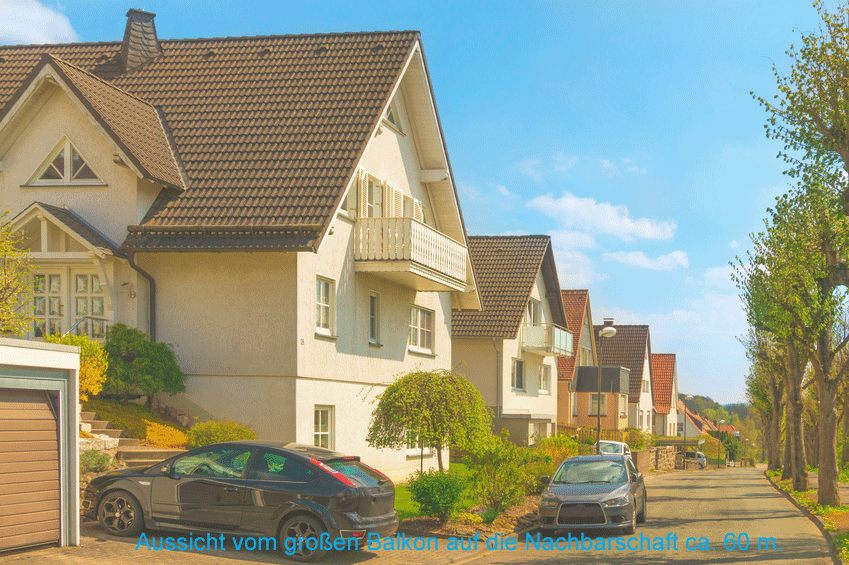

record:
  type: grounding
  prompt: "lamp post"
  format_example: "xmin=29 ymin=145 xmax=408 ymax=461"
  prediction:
xmin=684 ymin=394 xmax=693 ymax=469
xmin=596 ymin=324 xmax=617 ymax=454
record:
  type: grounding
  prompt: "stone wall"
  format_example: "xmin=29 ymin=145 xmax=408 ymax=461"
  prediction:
xmin=649 ymin=446 xmax=676 ymax=470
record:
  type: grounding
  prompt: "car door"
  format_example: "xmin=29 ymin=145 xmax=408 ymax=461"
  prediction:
xmin=626 ymin=458 xmax=645 ymax=508
xmin=150 ymin=445 xmax=254 ymax=530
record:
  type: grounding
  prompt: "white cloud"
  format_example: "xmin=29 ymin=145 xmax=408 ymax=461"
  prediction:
xmin=458 ymin=182 xmax=483 ymax=203
xmin=704 ymin=264 xmax=736 ymax=288
xmin=516 ymin=159 xmax=544 ymax=181
xmin=527 ymin=192 xmax=677 ymax=241
xmin=496 ymin=185 xmax=516 ymax=198
xmin=553 ymin=248 xmax=606 ymax=287
xmin=729 ymin=240 xmax=739 ymax=249
xmin=622 ymin=157 xmax=647 ymax=175
xmin=603 ymin=250 xmax=689 ymax=270
xmin=600 ymin=159 xmax=615 ymax=171
xmin=554 ymin=152 xmax=578 ymax=171
xmin=0 ymin=0 xmax=78 ymax=44
xmin=500 ymin=229 xmax=530 ymax=236
xmin=548 ymin=229 xmax=596 ymax=249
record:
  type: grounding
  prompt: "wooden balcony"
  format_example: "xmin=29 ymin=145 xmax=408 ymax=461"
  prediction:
xmin=353 ymin=217 xmax=468 ymax=292
xmin=522 ymin=323 xmax=573 ymax=356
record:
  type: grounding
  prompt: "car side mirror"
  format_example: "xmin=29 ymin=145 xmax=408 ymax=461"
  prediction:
xmin=631 ymin=474 xmax=638 ymax=483
xmin=540 ymin=476 xmax=550 ymax=485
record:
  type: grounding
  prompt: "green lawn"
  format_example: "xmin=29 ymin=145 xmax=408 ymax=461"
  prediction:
xmin=395 ymin=462 xmax=474 ymax=521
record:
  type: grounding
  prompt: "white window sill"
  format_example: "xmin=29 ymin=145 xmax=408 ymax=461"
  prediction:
xmin=381 ymin=119 xmax=405 ymax=136
xmin=511 ymin=387 xmax=526 ymax=393
xmin=408 ymin=346 xmax=435 ymax=357
xmin=368 ymin=341 xmax=383 ymax=348
xmin=315 ymin=329 xmax=337 ymax=340
xmin=406 ymin=449 xmax=433 ymax=458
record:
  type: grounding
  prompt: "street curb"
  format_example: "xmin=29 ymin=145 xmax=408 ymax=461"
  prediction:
xmin=765 ymin=472 xmax=842 ymax=565
xmin=424 ymin=525 xmax=537 ymax=565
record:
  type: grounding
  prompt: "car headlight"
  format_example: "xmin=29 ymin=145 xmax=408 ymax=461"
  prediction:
xmin=540 ymin=497 xmax=560 ymax=508
xmin=604 ymin=496 xmax=629 ymax=507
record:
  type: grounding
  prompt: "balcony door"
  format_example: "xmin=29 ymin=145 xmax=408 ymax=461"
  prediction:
xmin=32 ymin=269 xmax=108 ymax=339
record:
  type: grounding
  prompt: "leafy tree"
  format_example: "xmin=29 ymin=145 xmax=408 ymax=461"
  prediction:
xmin=102 ymin=323 xmax=185 ymax=406
xmin=366 ymin=369 xmax=491 ymax=470
xmin=743 ymin=329 xmax=785 ymax=472
xmin=44 ymin=333 xmax=108 ymax=402
xmin=0 ymin=210 xmax=33 ymax=335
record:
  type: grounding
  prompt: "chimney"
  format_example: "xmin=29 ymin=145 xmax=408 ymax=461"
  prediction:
xmin=603 ymin=318 xmax=614 ymax=327
xmin=120 ymin=9 xmax=161 ymax=72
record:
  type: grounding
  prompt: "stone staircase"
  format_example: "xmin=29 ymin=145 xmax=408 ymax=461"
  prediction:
xmin=80 ymin=410 xmax=184 ymax=467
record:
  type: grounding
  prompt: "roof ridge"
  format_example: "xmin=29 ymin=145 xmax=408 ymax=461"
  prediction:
xmin=46 ymin=54 xmax=155 ymax=108
xmin=0 ymin=40 xmax=120 ymax=50
xmin=161 ymin=30 xmax=421 ymax=44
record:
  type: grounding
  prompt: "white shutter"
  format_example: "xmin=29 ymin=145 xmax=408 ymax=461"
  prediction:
xmin=393 ymin=187 xmax=404 ymax=218
xmin=381 ymin=180 xmax=390 ymax=217
xmin=413 ymin=199 xmax=424 ymax=222
xmin=358 ymin=170 xmax=368 ymax=218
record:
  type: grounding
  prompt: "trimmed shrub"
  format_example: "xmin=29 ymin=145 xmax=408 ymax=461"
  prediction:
xmin=185 ymin=420 xmax=257 ymax=449
xmin=466 ymin=432 xmax=530 ymax=513
xmin=143 ymin=420 xmax=187 ymax=448
xmin=44 ymin=334 xmax=107 ymax=402
xmin=103 ymin=323 xmax=185 ymax=404
xmin=80 ymin=450 xmax=111 ymax=474
xmin=406 ymin=469 xmax=467 ymax=523
xmin=624 ymin=428 xmax=648 ymax=450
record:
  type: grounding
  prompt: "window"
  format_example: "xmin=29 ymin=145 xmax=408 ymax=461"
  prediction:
xmin=315 ymin=277 xmax=334 ymax=335
xmin=367 ymin=177 xmax=382 ymax=218
xmin=406 ymin=431 xmax=432 ymax=455
xmin=32 ymin=271 xmax=108 ymax=339
xmin=172 ymin=446 xmax=252 ymax=478
xmin=249 ymin=450 xmax=316 ymax=482
xmin=511 ymin=359 xmax=525 ymax=390
xmin=32 ymin=274 xmax=63 ymax=337
xmin=384 ymin=103 xmax=401 ymax=131
xmin=73 ymin=274 xmax=106 ymax=338
xmin=526 ymin=299 xmax=541 ymax=324
xmin=314 ymin=406 xmax=333 ymax=449
xmin=590 ymin=393 xmax=606 ymax=416
xmin=369 ymin=292 xmax=380 ymax=344
xmin=32 ymin=138 xmax=101 ymax=185
xmin=643 ymin=380 xmax=649 ymax=393
xmin=572 ymin=392 xmax=577 ymax=416
xmin=539 ymin=364 xmax=551 ymax=394
xmin=620 ymin=394 xmax=627 ymax=417
xmin=409 ymin=306 xmax=434 ymax=353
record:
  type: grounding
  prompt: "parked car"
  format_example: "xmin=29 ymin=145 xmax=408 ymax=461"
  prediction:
xmin=82 ymin=441 xmax=398 ymax=562
xmin=684 ymin=451 xmax=707 ymax=469
xmin=596 ymin=440 xmax=632 ymax=459
xmin=538 ymin=454 xmax=646 ymax=535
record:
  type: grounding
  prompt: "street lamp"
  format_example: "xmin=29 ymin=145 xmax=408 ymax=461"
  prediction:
xmin=684 ymin=394 xmax=693 ymax=469
xmin=596 ymin=324 xmax=617 ymax=454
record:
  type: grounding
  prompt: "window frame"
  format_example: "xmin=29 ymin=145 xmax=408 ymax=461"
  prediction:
xmin=619 ymin=394 xmax=627 ymax=417
xmin=511 ymin=358 xmax=525 ymax=391
xmin=572 ymin=391 xmax=578 ymax=417
xmin=369 ymin=292 xmax=381 ymax=345
xmin=314 ymin=406 xmax=334 ymax=450
xmin=538 ymin=364 xmax=551 ymax=394
xmin=366 ymin=177 xmax=382 ymax=218
xmin=315 ymin=276 xmax=335 ymax=336
xmin=589 ymin=393 xmax=606 ymax=416
xmin=382 ymin=101 xmax=404 ymax=134
xmin=408 ymin=305 xmax=434 ymax=354
xmin=526 ymin=298 xmax=541 ymax=324
xmin=30 ymin=138 xmax=104 ymax=186
xmin=405 ymin=430 xmax=432 ymax=456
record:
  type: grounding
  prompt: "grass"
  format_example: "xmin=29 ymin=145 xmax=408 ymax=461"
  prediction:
xmin=395 ymin=462 xmax=474 ymax=521
xmin=83 ymin=398 xmax=189 ymax=448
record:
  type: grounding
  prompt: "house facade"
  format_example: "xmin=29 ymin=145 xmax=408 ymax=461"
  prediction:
xmin=570 ymin=366 xmax=630 ymax=431
xmin=593 ymin=322 xmax=654 ymax=432
xmin=556 ymin=289 xmax=597 ymax=427
xmin=0 ymin=11 xmax=481 ymax=479
xmin=452 ymin=236 xmax=571 ymax=445
xmin=651 ymin=353 xmax=679 ymax=437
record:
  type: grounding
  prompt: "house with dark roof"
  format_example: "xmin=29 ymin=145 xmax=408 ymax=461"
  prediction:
xmin=651 ymin=353 xmax=679 ymax=437
xmin=556 ymin=289 xmax=597 ymax=426
xmin=593 ymin=321 xmax=655 ymax=432
xmin=0 ymin=10 xmax=481 ymax=478
xmin=452 ymin=235 xmax=571 ymax=445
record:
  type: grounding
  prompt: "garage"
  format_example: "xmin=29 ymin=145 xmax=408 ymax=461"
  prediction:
xmin=0 ymin=338 xmax=79 ymax=553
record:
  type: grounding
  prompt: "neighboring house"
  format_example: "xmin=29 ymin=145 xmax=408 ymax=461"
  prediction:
xmin=452 ymin=235 xmax=572 ymax=445
xmin=570 ymin=366 xmax=630 ymax=431
xmin=677 ymin=399 xmax=716 ymax=437
xmin=593 ymin=322 xmax=654 ymax=432
xmin=720 ymin=424 xmax=738 ymax=437
xmin=0 ymin=10 xmax=481 ymax=479
xmin=651 ymin=353 xmax=679 ymax=437
xmin=556 ymin=289 xmax=597 ymax=427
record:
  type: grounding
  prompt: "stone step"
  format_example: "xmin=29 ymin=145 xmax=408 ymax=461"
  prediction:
xmin=118 ymin=437 xmax=141 ymax=447
xmin=84 ymin=420 xmax=111 ymax=430
xmin=80 ymin=411 xmax=96 ymax=420
xmin=117 ymin=448 xmax=184 ymax=462
xmin=92 ymin=428 xmax=125 ymax=438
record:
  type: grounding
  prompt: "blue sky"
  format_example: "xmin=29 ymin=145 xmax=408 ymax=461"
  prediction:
xmin=2 ymin=0 xmax=835 ymax=404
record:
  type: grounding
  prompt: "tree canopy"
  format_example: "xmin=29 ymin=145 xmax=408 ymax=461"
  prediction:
xmin=0 ymin=210 xmax=33 ymax=335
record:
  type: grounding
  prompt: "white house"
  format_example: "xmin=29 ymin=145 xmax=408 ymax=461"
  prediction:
xmin=651 ymin=353 xmax=679 ymax=437
xmin=0 ymin=10 xmax=480 ymax=480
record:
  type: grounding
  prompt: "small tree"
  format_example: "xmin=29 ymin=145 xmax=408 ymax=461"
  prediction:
xmin=366 ymin=369 xmax=491 ymax=470
xmin=0 ymin=210 xmax=33 ymax=335
xmin=103 ymin=323 xmax=185 ymax=406
xmin=44 ymin=334 xmax=107 ymax=402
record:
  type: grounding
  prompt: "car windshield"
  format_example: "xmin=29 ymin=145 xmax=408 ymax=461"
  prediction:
xmin=553 ymin=460 xmax=627 ymax=484
xmin=599 ymin=443 xmax=623 ymax=454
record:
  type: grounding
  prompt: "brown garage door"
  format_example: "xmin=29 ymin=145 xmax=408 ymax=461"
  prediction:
xmin=0 ymin=389 xmax=60 ymax=552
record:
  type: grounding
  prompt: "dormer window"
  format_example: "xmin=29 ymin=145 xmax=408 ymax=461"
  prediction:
xmin=32 ymin=139 xmax=102 ymax=185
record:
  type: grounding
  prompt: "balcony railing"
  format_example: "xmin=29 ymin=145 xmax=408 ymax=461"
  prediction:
xmin=353 ymin=217 xmax=467 ymax=288
xmin=522 ymin=323 xmax=573 ymax=356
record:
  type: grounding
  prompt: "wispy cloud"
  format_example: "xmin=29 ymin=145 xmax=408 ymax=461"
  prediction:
xmin=554 ymin=152 xmax=578 ymax=171
xmin=0 ymin=0 xmax=78 ymax=44
xmin=516 ymin=159 xmax=544 ymax=181
xmin=603 ymin=250 xmax=689 ymax=270
xmin=496 ymin=185 xmax=517 ymax=198
xmin=527 ymin=192 xmax=677 ymax=241
xmin=729 ymin=240 xmax=739 ymax=249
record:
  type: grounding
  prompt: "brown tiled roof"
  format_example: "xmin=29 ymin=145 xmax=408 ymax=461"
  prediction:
xmin=651 ymin=353 xmax=675 ymax=415
xmin=29 ymin=202 xmax=122 ymax=255
xmin=557 ymin=289 xmax=590 ymax=381
xmin=452 ymin=235 xmax=565 ymax=338
xmin=594 ymin=324 xmax=651 ymax=404
xmin=719 ymin=424 xmax=736 ymax=435
xmin=0 ymin=31 xmax=419 ymax=249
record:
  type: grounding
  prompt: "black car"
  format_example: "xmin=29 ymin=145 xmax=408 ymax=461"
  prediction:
xmin=82 ymin=441 xmax=398 ymax=561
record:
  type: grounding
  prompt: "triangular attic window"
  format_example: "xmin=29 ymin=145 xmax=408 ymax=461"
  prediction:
xmin=33 ymin=139 xmax=102 ymax=185
xmin=384 ymin=103 xmax=402 ymax=132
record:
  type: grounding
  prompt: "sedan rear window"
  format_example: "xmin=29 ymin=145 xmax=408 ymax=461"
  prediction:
xmin=327 ymin=461 xmax=386 ymax=488
xmin=554 ymin=460 xmax=627 ymax=484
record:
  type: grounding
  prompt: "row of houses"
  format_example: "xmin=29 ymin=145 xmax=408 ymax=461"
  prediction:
xmin=0 ymin=10 xmax=677 ymax=481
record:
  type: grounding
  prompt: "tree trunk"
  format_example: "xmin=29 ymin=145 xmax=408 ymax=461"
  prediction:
xmin=768 ymin=373 xmax=783 ymax=471
xmin=818 ymin=376 xmax=841 ymax=506
xmin=436 ymin=446 xmax=444 ymax=471
xmin=786 ymin=341 xmax=808 ymax=491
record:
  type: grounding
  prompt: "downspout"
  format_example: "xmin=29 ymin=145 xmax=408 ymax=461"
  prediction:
xmin=127 ymin=252 xmax=156 ymax=341
xmin=492 ymin=338 xmax=502 ymax=420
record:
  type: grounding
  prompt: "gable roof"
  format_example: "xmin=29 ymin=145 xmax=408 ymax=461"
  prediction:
xmin=452 ymin=235 xmax=566 ymax=338
xmin=557 ymin=289 xmax=591 ymax=381
xmin=651 ymin=353 xmax=675 ymax=415
xmin=10 ymin=202 xmax=122 ymax=257
xmin=0 ymin=31 xmax=422 ymax=250
xmin=677 ymin=399 xmax=718 ymax=434
xmin=719 ymin=424 xmax=736 ymax=435
xmin=594 ymin=324 xmax=651 ymax=404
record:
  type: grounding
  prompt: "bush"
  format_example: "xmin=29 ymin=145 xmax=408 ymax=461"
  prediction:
xmin=144 ymin=420 xmax=188 ymax=448
xmin=103 ymin=323 xmax=185 ymax=404
xmin=624 ymin=428 xmax=648 ymax=450
xmin=44 ymin=334 xmax=107 ymax=402
xmin=525 ymin=435 xmax=580 ymax=493
xmin=80 ymin=450 xmax=111 ymax=474
xmin=83 ymin=398 xmax=188 ymax=449
xmin=466 ymin=432 xmax=530 ymax=513
xmin=185 ymin=420 xmax=257 ymax=449
xmin=406 ymin=469 xmax=467 ymax=523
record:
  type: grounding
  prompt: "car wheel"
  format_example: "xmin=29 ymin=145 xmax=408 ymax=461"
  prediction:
xmin=622 ymin=500 xmax=636 ymax=535
xmin=280 ymin=515 xmax=327 ymax=563
xmin=637 ymin=496 xmax=647 ymax=524
xmin=98 ymin=490 xmax=144 ymax=537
